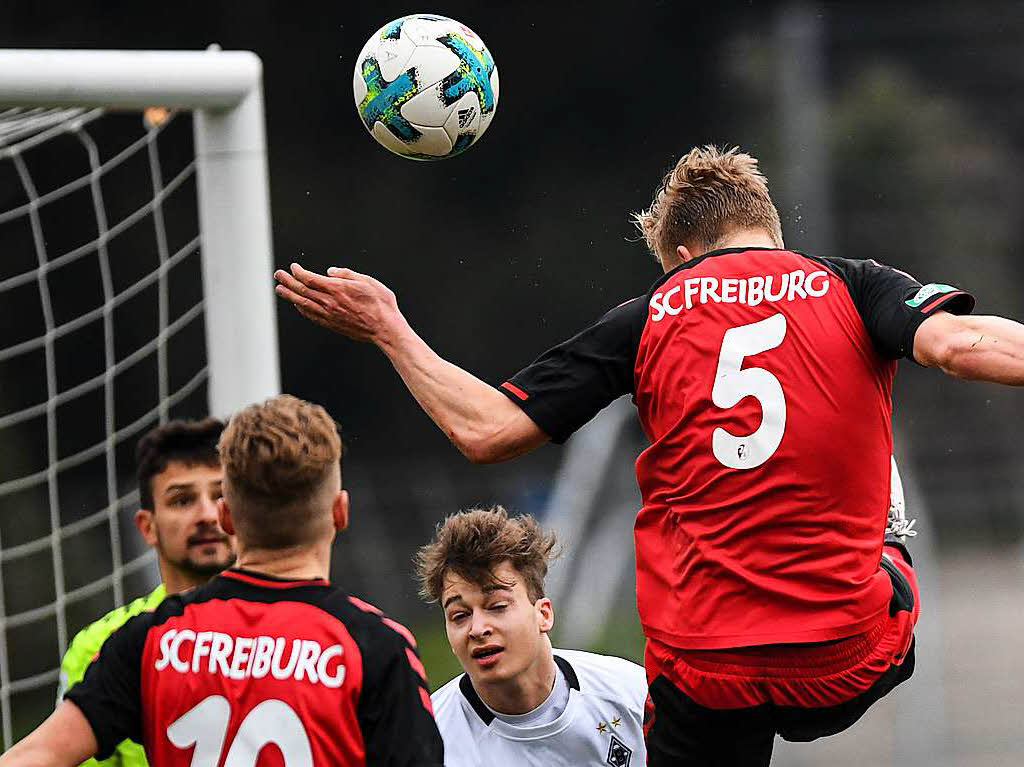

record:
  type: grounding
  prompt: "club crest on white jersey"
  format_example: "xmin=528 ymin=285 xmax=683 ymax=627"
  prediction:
xmin=431 ymin=649 xmax=647 ymax=767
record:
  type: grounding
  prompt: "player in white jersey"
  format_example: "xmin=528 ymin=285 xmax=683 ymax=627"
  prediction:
xmin=415 ymin=506 xmax=648 ymax=767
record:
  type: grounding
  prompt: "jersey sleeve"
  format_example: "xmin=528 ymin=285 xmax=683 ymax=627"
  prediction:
xmin=815 ymin=256 xmax=975 ymax=359
xmin=59 ymin=586 xmax=165 ymax=702
xmin=63 ymin=611 xmax=152 ymax=761
xmin=356 ymin=623 xmax=444 ymax=767
xmin=59 ymin=624 xmax=105 ymax=704
xmin=498 ymin=297 xmax=647 ymax=443
xmin=59 ymin=630 xmax=124 ymax=767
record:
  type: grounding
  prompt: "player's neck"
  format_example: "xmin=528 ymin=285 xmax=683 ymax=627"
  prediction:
xmin=156 ymin=557 xmax=217 ymax=595
xmin=711 ymin=229 xmax=782 ymax=253
xmin=475 ymin=642 xmax=558 ymax=715
xmin=233 ymin=542 xmax=332 ymax=581
xmin=159 ymin=569 xmax=205 ymax=596
xmin=661 ymin=230 xmax=784 ymax=272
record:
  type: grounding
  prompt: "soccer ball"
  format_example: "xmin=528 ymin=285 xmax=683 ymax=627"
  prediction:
xmin=353 ymin=14 xmax=499 ymax=160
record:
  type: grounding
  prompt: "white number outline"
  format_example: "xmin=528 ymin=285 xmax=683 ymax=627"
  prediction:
xmin=167 ymin=696 xmax=313 ymax=767
xmin=711 ymin=313 xmax=788 ymax=469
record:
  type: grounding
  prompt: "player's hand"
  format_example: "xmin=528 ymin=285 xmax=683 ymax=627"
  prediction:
xmin=274 ymin=263 xmax=404 ymax=345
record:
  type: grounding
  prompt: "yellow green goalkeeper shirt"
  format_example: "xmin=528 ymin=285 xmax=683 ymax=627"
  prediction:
xmin=58 ymin=584 xmax=166 ymax=767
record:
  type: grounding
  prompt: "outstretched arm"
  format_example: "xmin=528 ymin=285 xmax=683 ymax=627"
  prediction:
xmin=914 ymin=311 xmax=1024 ymax=384
xmin=274 ymin=264 xmax=548 ymax=463
xmin=0 ymin=702 xmax=98 ymax=767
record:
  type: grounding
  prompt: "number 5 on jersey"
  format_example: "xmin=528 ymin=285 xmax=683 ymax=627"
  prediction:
xmin=711 ymin=313 xmax=787 ymax=470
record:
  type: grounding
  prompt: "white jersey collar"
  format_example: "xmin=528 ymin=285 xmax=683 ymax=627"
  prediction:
xmin=458 ymin=653 xmax=581 ymax=736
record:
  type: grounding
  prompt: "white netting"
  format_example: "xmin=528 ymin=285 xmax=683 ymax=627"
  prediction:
xmin=0 ymin=107 xmax=210 ymax=747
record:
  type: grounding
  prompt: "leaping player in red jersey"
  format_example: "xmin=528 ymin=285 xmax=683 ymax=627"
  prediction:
xmin=1 ymin=394 xmax=444 ymax=767
xmin=274 ymin=146 xmax=1024 ymax=765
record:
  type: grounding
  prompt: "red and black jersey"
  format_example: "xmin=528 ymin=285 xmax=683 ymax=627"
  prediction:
xmin=65 ymin=569 xmax=443 ymax=766
xmin=500 ymin=247 xmax=973 ymax=650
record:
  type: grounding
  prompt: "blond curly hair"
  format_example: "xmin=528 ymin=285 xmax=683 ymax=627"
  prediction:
xmin=633 ymin=145 xmax=783 ymax=265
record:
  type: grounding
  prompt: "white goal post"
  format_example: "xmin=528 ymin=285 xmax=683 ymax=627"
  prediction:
xmin=0 ymin=48 xmax=279 ymax=748
xmin=0 ymin=47 xmax=280 ymax=416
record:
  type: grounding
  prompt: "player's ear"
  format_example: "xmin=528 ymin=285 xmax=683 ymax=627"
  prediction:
xmin=675 ymin=244 xmax=696 ymax=265
xmin=536 ymin=597 xmax=554 ymax=634
xmin=217 ymin=497 xmax=236 ymax=537
xmin=135 ymin=509 xmax=157 ymax=545
xmin=333 ymin=489 xmax=350 ymax=533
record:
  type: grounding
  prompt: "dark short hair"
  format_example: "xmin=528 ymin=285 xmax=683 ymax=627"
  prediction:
xmin=414 ymin=506 xmax=559 ymax=604
xmin=217 ymin=394 xmax=343 ymax=550
xmin=136 ymin=418 xmax=225 ymax=509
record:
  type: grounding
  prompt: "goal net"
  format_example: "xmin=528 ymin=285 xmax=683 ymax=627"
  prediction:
xmin=0 ymin=49 xmax=279 ymax=748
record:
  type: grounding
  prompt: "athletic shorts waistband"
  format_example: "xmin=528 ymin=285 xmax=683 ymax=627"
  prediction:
xmin=662 ymin=613 xmax=890 ymax=678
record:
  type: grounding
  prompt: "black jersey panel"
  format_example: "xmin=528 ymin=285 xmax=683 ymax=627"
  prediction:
xmin=499 ymin=297 xmax=647 ymax=443
xmin=807 ymin=255 xmax=975 ymax=359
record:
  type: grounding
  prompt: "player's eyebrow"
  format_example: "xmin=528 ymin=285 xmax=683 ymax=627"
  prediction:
xmin=162 ymin=477 xmax=222 ymax=496
xmin=442 ymin=594 xmax=465 ymax=609
xmin=442 ymin=582 xmax=515 ymax=609
xmin=162 ymin=483 xmax=197 ymax=495
xmin=482 ymin=582 xmax=514 ymax=594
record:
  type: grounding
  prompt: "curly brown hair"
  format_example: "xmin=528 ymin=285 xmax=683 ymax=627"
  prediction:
xmin=218 ymin=394 xmax=343 ymax=549
xmin=414 ymin=506 xmax=559 ymax=604
xmin=633 ymin=145 xmax=783 ymax=265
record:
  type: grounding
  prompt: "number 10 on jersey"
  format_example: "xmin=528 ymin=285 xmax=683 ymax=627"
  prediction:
xmin=168 ymin=696 xmax=313 ymax=766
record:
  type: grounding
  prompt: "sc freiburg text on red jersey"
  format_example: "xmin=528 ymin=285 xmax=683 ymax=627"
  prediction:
xmin=65 ymin=569 xmax=444 ymax=766
xmin=500 ymin=248 xmax=973 ymax=649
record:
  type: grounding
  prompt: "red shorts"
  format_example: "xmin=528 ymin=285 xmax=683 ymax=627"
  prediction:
xmin=642 ymin=546 xmax=920 ymax=765
xmin=645 ymin=545 xmax=920 ymax=710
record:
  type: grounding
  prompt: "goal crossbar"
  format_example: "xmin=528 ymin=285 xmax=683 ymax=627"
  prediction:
xmin=0 ymin=47 xmax=281 ymax=417
xmin=0 ymin=49 xmax=261 ymax=110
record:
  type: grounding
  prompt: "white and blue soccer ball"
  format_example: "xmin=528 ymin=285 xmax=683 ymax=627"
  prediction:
xmin=353 ymin=14 xmax=499 ymax=160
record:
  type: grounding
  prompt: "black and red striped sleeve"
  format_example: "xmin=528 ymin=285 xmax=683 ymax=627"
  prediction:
xmin=498 ymin=296 xmax=647 ymax=444
xmin=812 ymin=256 xmax=975 ymax=359
xmin=345 ymin=597 xmax=444 ymax=767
